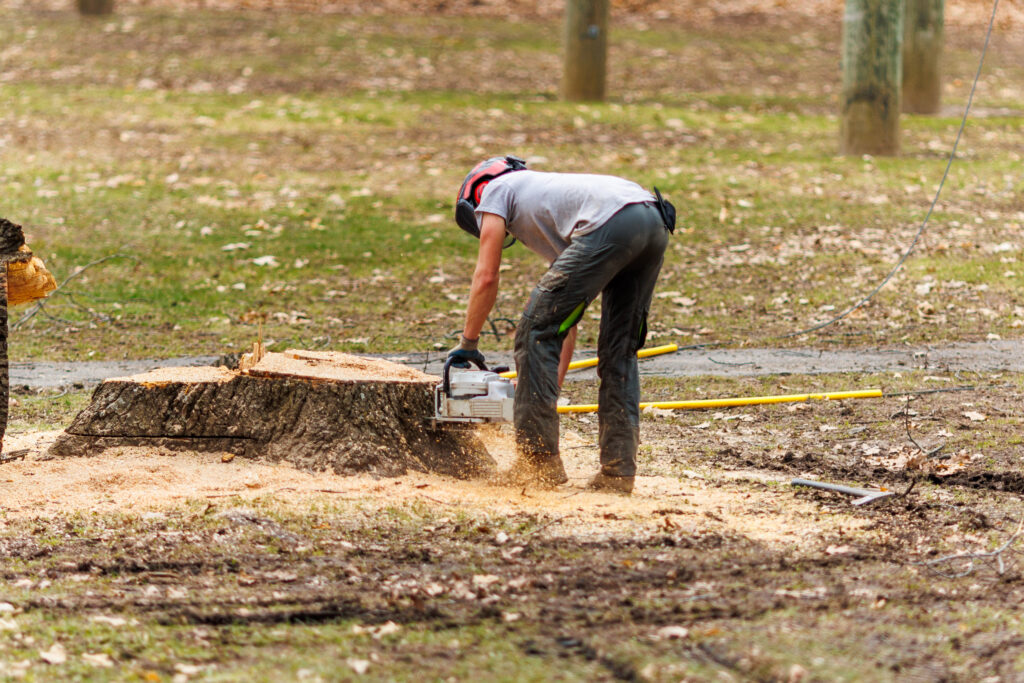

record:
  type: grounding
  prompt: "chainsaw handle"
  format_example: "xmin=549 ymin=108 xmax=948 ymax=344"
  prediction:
xmin=442 ymin=356 xmax=489 ymax=397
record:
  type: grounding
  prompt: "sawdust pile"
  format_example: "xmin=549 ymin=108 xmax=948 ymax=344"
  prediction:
xmin=112 ymin=350 xmax=434 ymax=386
xmin=2 ymin=429 xmax=869 ymax=548
xmin=111 ymin=365 xmax=237 ymax=385
xmin=249 ymin=349 xmax=436 ymax=383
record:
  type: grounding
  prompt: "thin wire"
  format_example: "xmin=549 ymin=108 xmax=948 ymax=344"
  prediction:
xmin=779 ymin=0 xmax=1001 ymax=339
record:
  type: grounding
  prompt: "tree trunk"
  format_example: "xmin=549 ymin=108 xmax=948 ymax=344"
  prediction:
xmin=0 ymin=219 xmax=26 ymax=456
xmin=77 ymin=0 xmax=114 ymax=14
xmin=562 ymin=0 xmax=609 ymax=102
xmin=48 ymin=351 xmax=496 ymax=479
xmin=0 ymin=267 xmax=7 ymax=456
xmin=902 ymin=0 xmax=944 ymax=114
xmin=840 ymin=0 xmax=904 ymax=155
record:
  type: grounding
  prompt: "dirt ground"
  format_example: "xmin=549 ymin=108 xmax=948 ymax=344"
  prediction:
xmin=1 ymin=429 xmax=854 ymax=546
xmin=2 ymin=369 xmax=1023 ymax=680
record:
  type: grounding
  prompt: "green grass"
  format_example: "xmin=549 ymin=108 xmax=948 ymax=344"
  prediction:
xmin=1 ymin=8 xmax=1023 ymax=363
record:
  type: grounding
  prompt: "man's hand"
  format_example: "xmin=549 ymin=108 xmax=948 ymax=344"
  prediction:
xmin=447 ymin=334 xmax=485 ymax=369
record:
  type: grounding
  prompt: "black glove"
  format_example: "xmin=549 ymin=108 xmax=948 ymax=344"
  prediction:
xmin=447 ymin=335 xmax=485 ymax=369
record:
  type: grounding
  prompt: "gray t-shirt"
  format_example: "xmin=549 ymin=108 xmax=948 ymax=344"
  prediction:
xmin=475 ymin=170 xmax=654 ymax=263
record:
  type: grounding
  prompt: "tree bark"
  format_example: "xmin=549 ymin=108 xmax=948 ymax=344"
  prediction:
xmin=77 ymin=0 xmax=114 ymax=15
xmin=902 ymin=0 xmax=944 ymax=114
xmin=48 ymin=351 xmax=496 ymax=479
xmin=0 ymin=219 xmax=26 ymax=456
xmin=840 ymin=0 xmax=904 ymax=155
xmin=562 ymin=0 xmax=609 ymax=102
xmin=0 ymin=267 xmax=7 ymax=455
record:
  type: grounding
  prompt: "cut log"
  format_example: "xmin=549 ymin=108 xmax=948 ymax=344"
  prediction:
xmin=48 ymin=350 xmax=496 ymax=479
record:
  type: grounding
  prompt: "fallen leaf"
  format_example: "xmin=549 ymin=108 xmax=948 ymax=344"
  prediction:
xmin=962 ymin=411 xmax=986 ymax=422
xmin=372 ymin=621 xmax=401 ymax=639
xmin=347 ymin=658 xmax=371 ymax=674
xmin=40 ymin=643 xmax=67 ymax=665
xmin=251 ymin=255 xmax=279 ymax=267
xmin=656 ymin=625 xmax=690 ymax=640
xmin=82 ymin=653 xmax=114 ymax=668
xmin=472 ymin=574 xmax=501 ymax=588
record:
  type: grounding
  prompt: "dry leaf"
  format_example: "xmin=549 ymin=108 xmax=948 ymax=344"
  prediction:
xmin=347 ymin=658 xmax=370 ymax=675
xmin=826 ymin=544 xmax=854 ymax=555
xmin=655 ymin=625 xmax=690 ymax=640
xmin=962 ymin=411 xmax=986 ymax=422
xmin=82 ymin=653 xmax=114 ymax=668
xmin=372 ymin=621 xmax=400 ymax=639
xmin=472 ymin=574 xmax=500 ymax=588
xmin=40 ymin=643 xmax=67 ymax=665
xmin=251 ymin=255 xmax=279 ymax=267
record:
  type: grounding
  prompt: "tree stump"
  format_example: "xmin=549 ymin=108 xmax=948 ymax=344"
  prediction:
xmin=48 ymin=350 xmax=496 ymax=479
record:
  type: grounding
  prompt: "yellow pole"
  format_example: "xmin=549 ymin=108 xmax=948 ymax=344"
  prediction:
xmin=557 ymin=389 xmax=883 ymax=413
xmin=499 ymin=343 xmax=678 ymax=379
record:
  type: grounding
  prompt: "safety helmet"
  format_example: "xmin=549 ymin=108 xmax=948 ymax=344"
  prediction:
xmin=454 ymin=155 xmax=527 ymax=241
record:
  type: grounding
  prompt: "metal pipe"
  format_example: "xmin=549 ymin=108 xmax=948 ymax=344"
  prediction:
xmin=499 ymin=343 xmax=678 ymax=379
xmin=557 ymin=388 xmax=883 ymax=413
xmin=791 ymin=478 xmax=894 ymax=506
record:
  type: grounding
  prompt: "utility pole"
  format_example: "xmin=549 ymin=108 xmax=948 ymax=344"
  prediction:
xmin=840 ymin=0 xmax=904 ymax=155
xmin=903 ymin=0 xmax=945 ymax=114
xmin=562 ymin=0 xmax=609 ymax=102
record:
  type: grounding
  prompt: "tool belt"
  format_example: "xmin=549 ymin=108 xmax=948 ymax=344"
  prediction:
xmin=652 ymin=187 xmax=676 ymax=234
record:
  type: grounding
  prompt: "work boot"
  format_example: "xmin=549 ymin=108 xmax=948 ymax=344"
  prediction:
xmin=587 ymin=472 xmax=635 ymax=495
xmin=491 ymin=455 xmax=568 ymax=488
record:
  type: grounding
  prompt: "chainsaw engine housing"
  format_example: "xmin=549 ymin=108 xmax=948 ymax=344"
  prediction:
xmin=432 ymin=369 xmax=514 ymax=427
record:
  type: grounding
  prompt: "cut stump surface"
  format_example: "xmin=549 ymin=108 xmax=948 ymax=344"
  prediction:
xmin=48 ymin=350 xmax=495 ymax=479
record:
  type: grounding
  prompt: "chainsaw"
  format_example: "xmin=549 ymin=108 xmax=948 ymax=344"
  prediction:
xmin=430 ymin=356 xmax=514 ymax=428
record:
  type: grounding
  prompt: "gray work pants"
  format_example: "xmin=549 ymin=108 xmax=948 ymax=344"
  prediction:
xmin=513 ymin=201 xmax=669 ymax=477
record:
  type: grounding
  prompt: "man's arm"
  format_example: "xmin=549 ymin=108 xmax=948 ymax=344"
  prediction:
xmin=461 ymin=213 xmax=506 ymax=341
